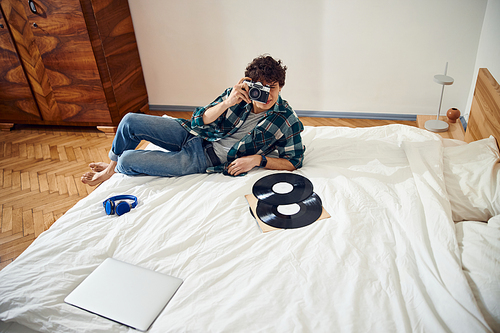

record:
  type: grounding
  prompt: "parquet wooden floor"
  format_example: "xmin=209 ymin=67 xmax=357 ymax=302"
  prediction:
xmin=0 ymin=111 xmax=416 ymax=270
xmin=0 ymin=124 xmax=114 ymax=270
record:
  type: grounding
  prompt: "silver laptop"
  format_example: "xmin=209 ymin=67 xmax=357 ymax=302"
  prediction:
xmin=65 ymin=258 xmax=183 ymax=331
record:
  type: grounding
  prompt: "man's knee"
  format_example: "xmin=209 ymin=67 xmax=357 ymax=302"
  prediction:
xmin=120 ymin=113 xmax=140 ymax=127
xmin=118 ymin=113 xmax=147 ymax=137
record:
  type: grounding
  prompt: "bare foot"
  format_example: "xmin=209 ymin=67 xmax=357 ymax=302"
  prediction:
xmin=89 ymin=162 xmax=109 ymax=172
xmin=81 ymin=161 xmax=117 ymax=186
xmin=81 ymin=172 xmax=97 ymax=185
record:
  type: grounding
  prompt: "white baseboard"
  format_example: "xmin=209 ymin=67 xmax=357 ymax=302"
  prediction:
xmin=148 ymin=104 xmax=417 ymax=121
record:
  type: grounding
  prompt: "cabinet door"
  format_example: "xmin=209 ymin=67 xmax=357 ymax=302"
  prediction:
xmin=1 ymin=0 xmax=61 ymax=121
xmin=0 ymin=7 xmax=41 ymax=122
xmin=1 ymin=0 xmax=112 ymax=125
xmin=26 ymin=0 xmax=112 ymax=124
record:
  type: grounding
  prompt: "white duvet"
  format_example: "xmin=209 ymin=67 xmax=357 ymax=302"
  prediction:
xmin=0 ymin=125 xmax=492 ymax=332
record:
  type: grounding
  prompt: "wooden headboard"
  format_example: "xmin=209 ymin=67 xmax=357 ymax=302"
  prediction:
xmin=465 ymin=68 xmax=500 ymax=147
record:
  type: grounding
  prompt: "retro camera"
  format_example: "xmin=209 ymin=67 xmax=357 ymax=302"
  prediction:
xmin=244 ymin=81 xmax=270 ymax=104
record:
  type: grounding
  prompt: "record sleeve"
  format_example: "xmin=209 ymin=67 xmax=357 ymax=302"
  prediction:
xmin=245 ymin=194 xmax=331 ymax=233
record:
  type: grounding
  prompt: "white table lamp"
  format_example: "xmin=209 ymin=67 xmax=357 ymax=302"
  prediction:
xmin=425 ymin=62 xmax=454 ymax=132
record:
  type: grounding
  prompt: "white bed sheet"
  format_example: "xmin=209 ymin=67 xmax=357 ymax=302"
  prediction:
xmin=0 ymin=125 xmax=492 ymax=332
xmin=456 ymin=216 xmax=500 ymax=332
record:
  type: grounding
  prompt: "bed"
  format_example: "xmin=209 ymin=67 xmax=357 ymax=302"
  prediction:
xmin=1 ymin=68 xmax=499 ymax=333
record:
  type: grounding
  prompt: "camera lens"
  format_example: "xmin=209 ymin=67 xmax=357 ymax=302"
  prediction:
xmin=249 ymin=88 xmax=261 ymax=99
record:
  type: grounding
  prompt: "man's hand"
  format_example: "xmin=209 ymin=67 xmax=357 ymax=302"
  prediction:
xmin=227 ymin=155 xmax=296 ymax=176
xmin=227 ymin=155 xmax=261 ymax=176
xmin=226 ymin=77 xmax=252 ymax=106
xmin=202 ymin=77 xmax=252 ymax=125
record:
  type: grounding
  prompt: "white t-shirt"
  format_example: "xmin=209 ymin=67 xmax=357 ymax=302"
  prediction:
xmin=212 ymin=111 xmax=265 ymax=164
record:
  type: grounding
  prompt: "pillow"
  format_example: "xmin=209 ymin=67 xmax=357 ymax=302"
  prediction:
xmin=443 ymin=136 xmax=500 ymax=222
xmin=442 ymin=138 xmax=468 ymax=148
xmin=456 ymin=215 xmax=500 ymax=332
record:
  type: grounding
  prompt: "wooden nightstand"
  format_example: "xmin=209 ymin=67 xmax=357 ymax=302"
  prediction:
xmin=416 ymin=115 xmax=465 ymax=141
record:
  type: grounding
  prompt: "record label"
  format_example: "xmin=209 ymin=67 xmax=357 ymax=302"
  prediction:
xmin=272 ymin=182 xmax=294 ymax=194
xmin=276 ymin=203 xmax=301 ymax=215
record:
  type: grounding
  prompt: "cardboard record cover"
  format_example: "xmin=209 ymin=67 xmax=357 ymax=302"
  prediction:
xmin=245 ymin=194 xmax=331 ymax=233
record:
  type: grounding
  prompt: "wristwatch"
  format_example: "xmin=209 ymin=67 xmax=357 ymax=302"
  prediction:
xmin=260 ymin=155 xmax=267 ymax=168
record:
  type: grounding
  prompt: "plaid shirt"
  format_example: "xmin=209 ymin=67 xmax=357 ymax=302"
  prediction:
xmin=175 ymin=87 xmax=305 ymax=174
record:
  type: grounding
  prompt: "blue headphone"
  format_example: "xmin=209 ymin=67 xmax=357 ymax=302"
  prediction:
xmin=103 ymin=195 xmax=138 ymax=216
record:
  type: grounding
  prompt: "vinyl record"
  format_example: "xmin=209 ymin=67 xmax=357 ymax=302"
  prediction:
xmin=252 ymin=173 xmax=313 ymax=205
xmin=256 ymin=193 xmax=323 ymax=229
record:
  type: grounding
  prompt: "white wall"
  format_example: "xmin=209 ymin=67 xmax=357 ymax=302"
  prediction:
xmin=464 ymin=0 xmax=500 ymax=120
xmin=128 ymin=0 xmax=488 ymax=116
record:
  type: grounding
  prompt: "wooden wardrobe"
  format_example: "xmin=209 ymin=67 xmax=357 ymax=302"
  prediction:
xmin=0 ymin=0 xmax=148 ymax=132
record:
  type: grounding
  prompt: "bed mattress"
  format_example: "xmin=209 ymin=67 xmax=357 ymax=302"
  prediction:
xmin=0 ymin=125 xmax=492 ymax=332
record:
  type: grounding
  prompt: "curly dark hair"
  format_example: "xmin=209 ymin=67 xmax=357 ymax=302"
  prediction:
xmin=245 ymin=55 xmax=287 ymax=87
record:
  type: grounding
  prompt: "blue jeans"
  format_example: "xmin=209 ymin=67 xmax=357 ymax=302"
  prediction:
xmin=109 ymin=113 xmax=213 ymax=177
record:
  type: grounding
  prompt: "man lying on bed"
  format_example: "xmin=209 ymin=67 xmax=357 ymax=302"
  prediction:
xmin=81 ymin=55 xmax=305 ymax=186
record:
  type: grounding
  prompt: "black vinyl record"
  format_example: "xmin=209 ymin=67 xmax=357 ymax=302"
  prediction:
xmin=252 ymin=173 xmax=314 ymax=205
xmin=256 ymin=193 xmax=323 ymax=229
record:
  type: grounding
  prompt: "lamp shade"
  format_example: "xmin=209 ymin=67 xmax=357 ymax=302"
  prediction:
xmin=434 ymin=74 xmax=454 ymax=85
